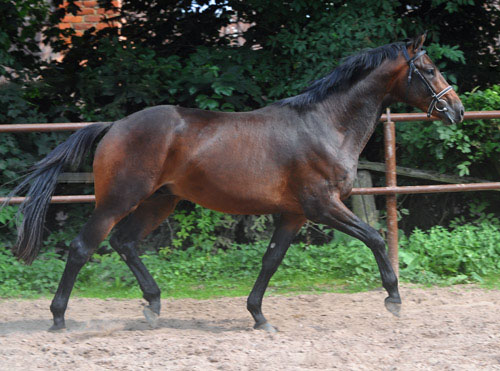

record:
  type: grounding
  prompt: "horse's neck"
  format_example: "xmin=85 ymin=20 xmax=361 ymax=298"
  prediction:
xmin=316 ymin=71 xmax=392 ymax=158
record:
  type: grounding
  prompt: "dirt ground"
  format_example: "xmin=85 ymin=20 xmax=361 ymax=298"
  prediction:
xmin=1 ymin=285 xmax=499 ymax=370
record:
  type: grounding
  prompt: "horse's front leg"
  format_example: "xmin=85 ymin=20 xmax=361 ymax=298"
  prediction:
xmin=247 ymin=213 xmax=305 ymax=332
xmin=302 ymin=191 xmax=401 ymax=316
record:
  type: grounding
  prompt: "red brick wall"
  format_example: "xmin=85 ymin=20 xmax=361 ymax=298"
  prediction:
xmin=59 ymin=0 xmax=121 ymax=38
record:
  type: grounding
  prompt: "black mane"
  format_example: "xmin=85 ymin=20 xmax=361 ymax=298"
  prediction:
xmin=276 ymin=41 xmax=406 ymax=108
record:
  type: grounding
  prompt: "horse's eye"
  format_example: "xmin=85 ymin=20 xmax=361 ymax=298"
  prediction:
xmin=426 ymin=68 xmax=435 ymax=77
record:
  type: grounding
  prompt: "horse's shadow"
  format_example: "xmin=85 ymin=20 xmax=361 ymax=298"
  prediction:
xmin=0 ymin=316 xmax=251 ymax=336
xmin=130 ymin=317 xmax=250 ymax=333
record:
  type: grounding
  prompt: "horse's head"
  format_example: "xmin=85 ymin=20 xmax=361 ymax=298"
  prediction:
xmin=392 ymin=33 xmax=464 ymax=124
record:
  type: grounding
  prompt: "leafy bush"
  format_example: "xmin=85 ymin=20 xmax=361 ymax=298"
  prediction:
xmin=2 ymin=221 xmax=500 ymax=297
xmin=1 ymin=0 xmax=500 ymax=273
xmin=0 ymin=250 xmax=65 ymax=296
xmin=64 ymin=40 xmax=266 ymax=121
xmin=0 ymin=0 xmax=51 ymax=80
xmin=399 ymin=222 xmax=500 ymax=284
xmin=398 ymin=85 xmax=500 ymax=178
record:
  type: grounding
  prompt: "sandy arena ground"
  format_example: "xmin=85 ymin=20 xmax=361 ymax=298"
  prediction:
xmin=1 ymin=285 xmax=500 ymax=370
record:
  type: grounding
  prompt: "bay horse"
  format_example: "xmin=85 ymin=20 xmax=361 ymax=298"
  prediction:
xmin=6 ymin=34 xmax=464 ymax=332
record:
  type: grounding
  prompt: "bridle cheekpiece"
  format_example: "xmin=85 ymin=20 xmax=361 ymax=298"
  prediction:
xmin=402 ymin=48 xmax=453 ymax=117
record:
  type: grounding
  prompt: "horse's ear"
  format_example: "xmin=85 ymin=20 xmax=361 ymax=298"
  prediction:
xmin=411 ymin=32 xmax=427 ymax=51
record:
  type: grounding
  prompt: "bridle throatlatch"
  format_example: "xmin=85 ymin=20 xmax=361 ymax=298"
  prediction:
xmin=403 ymin=48 xmax=454 ymax=117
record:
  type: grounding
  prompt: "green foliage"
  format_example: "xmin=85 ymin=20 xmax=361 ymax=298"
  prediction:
xmin=398 ymin=85 xmax=500 ymax=178
xmin=0 ymin=0 xmax=51 ymax=79
xmin=2 ymin=222 xmax=500 ymax=298
xmin=171 ymin=205 xmax=238 ymax=252
xmin=0 ymin=250 xmax=65 ymax=296
xmin=399 ymin=222 xmax=500 ymax=284
xmin=0 ymin=205 xmax=18 ymax=246
xmin=1 ymin=0 xmax=499 ymax=263
xmin=20 ymin=39 xmax=266 ymax=125
xmin=99 ymin=0 xmax=234 ymax=57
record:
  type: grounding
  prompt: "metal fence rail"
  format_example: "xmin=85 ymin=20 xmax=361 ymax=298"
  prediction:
xmin=2 ymin=110 xmax=500 ymax=275
xmin=377 ymin=110 xmax=500 ymax=276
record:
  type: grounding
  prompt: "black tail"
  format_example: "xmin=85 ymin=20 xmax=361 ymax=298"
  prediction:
xmin=3 ymin=122 xmax=112 ymax=264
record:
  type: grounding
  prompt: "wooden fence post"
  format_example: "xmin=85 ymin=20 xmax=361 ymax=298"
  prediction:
xmin=352 ymin=170 xmax=379 ymax=228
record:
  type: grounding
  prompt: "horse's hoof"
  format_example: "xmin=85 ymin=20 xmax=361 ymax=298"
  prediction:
xmin=384 ymin=297 xmax=402 ymax=317
xmin=48 ymin=323 xmax=66 ymax=333
xmin=143 ymin=306 xmax=159 ymax=328
xmin=254 ymin=322 xmax=278 ymax=333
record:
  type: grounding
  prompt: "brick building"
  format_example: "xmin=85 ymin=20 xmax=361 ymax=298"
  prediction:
xmin=58 ymin=0 xmax=121 ymax=38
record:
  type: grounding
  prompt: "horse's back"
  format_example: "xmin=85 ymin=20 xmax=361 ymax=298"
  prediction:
xmin=92 ymin=104 xmax=305 ymax=214
xmin=167 ymin=106 xmax=304 ymax=214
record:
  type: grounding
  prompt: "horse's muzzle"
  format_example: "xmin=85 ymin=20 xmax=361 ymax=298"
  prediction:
xmin=442 ymin=101 xmax=465 ymax=125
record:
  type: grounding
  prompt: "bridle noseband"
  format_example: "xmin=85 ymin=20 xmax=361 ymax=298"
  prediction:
xmin=402 ymin=48 xmax=453 ymax=117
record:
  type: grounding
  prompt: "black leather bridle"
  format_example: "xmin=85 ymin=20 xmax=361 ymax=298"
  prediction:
xmin=403 ymin=48 xmax=453 ymax=118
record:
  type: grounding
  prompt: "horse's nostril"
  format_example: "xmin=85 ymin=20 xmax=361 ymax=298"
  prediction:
xmin=460 ymin=108 xmax=465 ymax=117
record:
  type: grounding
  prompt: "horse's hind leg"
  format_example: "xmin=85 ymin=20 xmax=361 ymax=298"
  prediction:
xmin=247 ymin=213 xmax=305 ymax=332
xmin=49 ymin=209 xmax=122 ymax=331
xmin=109 ymin=193 xmax=180 ymax=327
xmin=49 ymin=187 xmax=157 ymax=331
